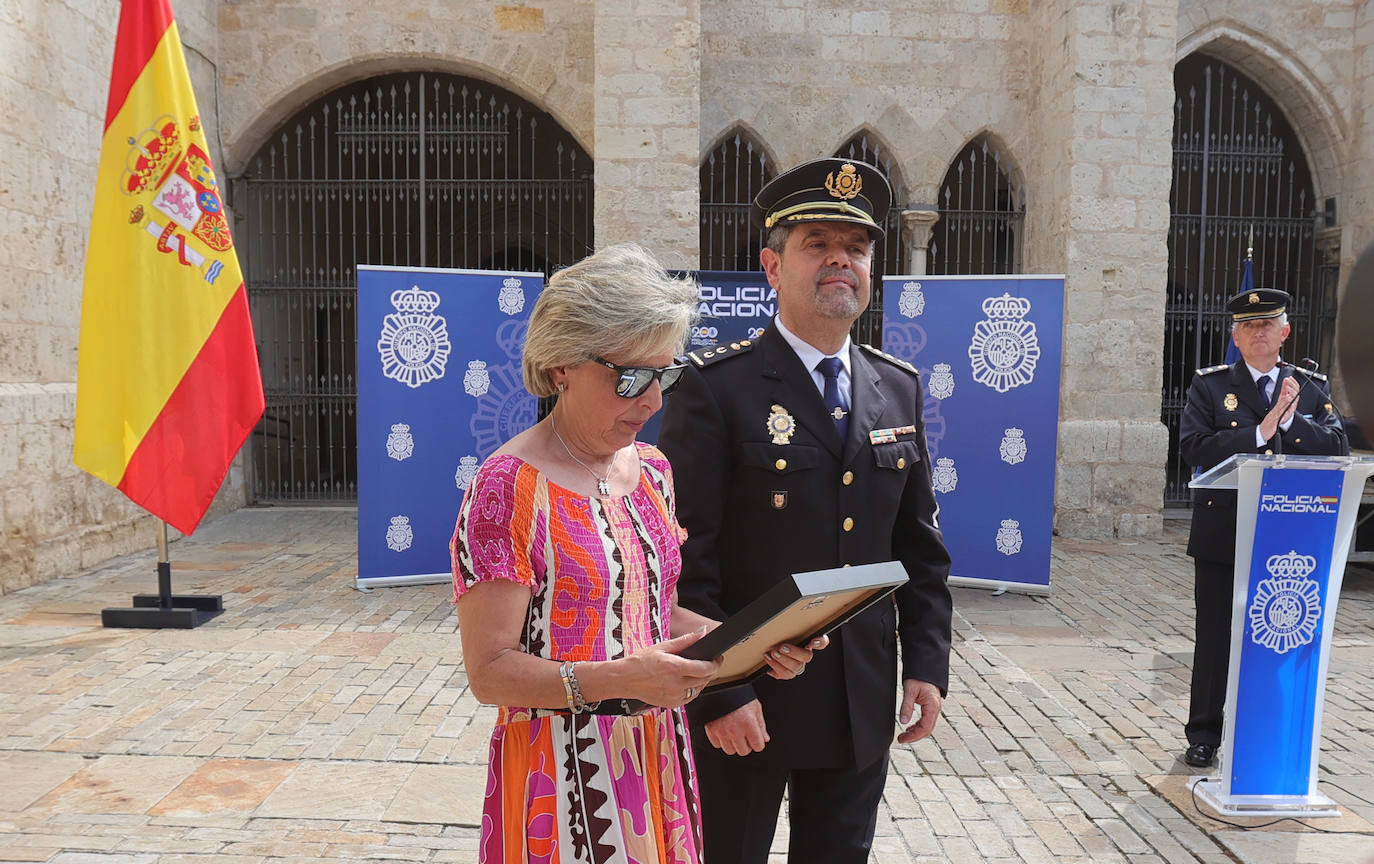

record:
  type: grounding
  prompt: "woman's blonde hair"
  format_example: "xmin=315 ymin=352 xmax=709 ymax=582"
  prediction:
xmin=522 ymin=243 xmax=699 ymax=397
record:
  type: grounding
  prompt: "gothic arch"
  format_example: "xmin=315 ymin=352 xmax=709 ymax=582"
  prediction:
xmin=699 ymin=124 xmax=776 ymax=272
xmin=832 ymin=125 xmax=908 ymax=203
xmin=929 ymin=132 xmax=1025 ymax=276
xmin=1177 ymin=23 xmax=1345 ymax=202
xmin=939 ymin=129 xmax=1027 ymax=209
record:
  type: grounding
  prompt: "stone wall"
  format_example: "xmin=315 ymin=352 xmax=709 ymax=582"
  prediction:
xmin=593 ymin=0 xmax=701 ymax=268
xmin=1027 ymin=1 xmax=1180 ymax=537
xmin=214 ymin=1 xmax=595 ymax=174
xmin=699 ymin=0 xmax=1033 ymax=205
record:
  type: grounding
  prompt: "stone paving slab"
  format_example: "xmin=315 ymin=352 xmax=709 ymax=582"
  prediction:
xmin=0 ymin=508 xmax=1371 ymax=863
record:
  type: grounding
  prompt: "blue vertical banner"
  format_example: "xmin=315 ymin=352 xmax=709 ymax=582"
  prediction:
xmin=642 ymin=270 xmax=776 ymax=444
xmin=881 ymin=275 xmax=1065 ymax=593
xmin=356 ymin=266 xmax=543 ymax=587
xmin=1229 ymin=467 xmax=1343 ymax=795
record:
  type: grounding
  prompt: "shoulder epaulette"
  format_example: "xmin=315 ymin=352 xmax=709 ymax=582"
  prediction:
xmin=859 ymin=343 xmax=919 ymax=376
xmin=1196 ymin=364 xmax=1229 ymax=376
xmin=685 ymin=339 xmax=755 ymax=368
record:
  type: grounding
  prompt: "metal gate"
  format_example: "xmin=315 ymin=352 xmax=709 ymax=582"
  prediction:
xmin=929 ymin=137 xmax=1024 ymax=276
xmin=233 ymin=72 xmax=593 ymax=502
xmin=700 ymin=130 xmax=773 ymax=273
xmin=1164 ymin=55 xmax=1337 ymax=506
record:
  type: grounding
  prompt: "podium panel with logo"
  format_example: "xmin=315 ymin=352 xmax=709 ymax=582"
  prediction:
xmin=1188 ymin=454 xmax=1374 ymax=817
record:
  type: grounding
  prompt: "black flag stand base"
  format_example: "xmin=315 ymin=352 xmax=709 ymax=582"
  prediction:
xmin=102 ymin=521 xmax=223 ymax=629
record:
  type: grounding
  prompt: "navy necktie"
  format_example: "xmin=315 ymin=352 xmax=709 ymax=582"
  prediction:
xmin=1257 ymin=375 xmax=1272 ymax=410
xmin=817 ymin=356 xmax=849 ymax=441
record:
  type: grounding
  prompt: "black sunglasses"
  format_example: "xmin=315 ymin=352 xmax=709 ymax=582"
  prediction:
xmin=592 ymin=356 xmax=688 ymax=398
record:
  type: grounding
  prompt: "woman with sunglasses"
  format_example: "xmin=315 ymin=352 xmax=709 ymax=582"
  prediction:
xmin=450 ymin=243 xmax=820 ymax=864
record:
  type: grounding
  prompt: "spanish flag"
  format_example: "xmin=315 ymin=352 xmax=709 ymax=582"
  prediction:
xmin=75 ymin=0 xmax=264 ymax=535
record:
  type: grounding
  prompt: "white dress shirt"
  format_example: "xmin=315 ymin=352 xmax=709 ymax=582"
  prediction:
xmin=775 ymin=316 xmax=852 ymax=403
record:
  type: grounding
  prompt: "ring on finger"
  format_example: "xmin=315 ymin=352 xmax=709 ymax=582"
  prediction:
xmin=685 ymin=686 xmax=695 ymax=700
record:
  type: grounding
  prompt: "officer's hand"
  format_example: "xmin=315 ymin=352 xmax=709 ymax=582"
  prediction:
xmin=896 ymin=679 xmax=943 ymax=744
xmin=704 ymin=699 xmax=768 ymax=755
xmin=1277 ymin=375 xmax=1300 ymax=425
xmin=1259 ymin=398 xmax=1285 ymax=441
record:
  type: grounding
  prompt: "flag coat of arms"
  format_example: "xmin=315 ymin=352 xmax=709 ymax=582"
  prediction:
xmin=75 ymin=0 xmax=264 ymax=535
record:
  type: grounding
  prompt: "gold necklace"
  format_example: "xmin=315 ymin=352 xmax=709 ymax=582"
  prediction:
xmin=550 ymin=416 xmax=617 ymax=496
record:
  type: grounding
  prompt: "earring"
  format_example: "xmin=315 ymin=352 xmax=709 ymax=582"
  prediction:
xmin=556 ymin=382 xmax=566 ymax=393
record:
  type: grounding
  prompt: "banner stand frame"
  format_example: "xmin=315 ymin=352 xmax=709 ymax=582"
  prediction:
xmin=102 ymin=520 xmax=224 ymax=629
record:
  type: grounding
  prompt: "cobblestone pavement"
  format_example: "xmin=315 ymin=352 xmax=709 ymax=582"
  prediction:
xmin=1 ymin=507 xmax=1372 ymax=863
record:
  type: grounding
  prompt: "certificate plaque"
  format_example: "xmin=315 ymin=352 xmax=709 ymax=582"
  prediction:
xmin=687 ymin=560 xmax=909 ymax=693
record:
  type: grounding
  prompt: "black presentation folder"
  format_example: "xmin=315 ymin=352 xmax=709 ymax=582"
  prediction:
xmin=615 ymin=561 xmax=909 ymax=714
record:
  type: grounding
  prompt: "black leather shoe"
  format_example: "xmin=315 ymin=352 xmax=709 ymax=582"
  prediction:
xmin=1184 ymin=743 xmax=1216 ymax=767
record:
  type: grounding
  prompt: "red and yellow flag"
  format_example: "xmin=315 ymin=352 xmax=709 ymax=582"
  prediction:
xmin=75 ymin=0 xmax=264 ymax=535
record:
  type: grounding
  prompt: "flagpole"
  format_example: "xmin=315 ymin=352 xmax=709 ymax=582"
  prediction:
xmin=101 ymin=520 xmax=224 ymax=629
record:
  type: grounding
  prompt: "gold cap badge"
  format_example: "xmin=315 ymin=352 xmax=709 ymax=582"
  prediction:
xmin=825 ymin=163 xmax=862 ymax=200
xmin=1248 ymin=292 xmax=1259 ymax=304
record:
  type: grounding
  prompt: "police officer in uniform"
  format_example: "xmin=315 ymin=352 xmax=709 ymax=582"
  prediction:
xmin=658 ymin=158 xmax=953 ymax=863
xmin=1180 ymin=287 xmax=1347 ymax=768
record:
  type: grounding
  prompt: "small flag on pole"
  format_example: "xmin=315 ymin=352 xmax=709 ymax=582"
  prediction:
xmin=75 ymin=0 xmax=264 ymax=536
xmin=1224 ymin=234 xmax=1255 ymax=366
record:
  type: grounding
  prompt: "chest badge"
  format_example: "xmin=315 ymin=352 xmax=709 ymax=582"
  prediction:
xmin=771 ymin=490 xmax=788 ymax=510
xmin=1224 ymin=392 xmax=1238 ymax=412
xmin=766 ymin=404 xmax=796 ymax=445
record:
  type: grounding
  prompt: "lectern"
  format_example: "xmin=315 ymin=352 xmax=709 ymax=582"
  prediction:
xmin=1188 ymin=453 xmax=1374 ymax=817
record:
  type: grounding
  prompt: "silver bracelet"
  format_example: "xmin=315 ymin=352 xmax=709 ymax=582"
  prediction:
xmin=560 ymin=660 xmax=589 ymax=713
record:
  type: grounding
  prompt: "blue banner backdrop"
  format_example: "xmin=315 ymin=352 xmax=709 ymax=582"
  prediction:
xmin=1230 ymin=467 xmax=1343 ymax=795
xmin=641 ymin=270 xmax=776 ymax=445
xmin=881 ymin=275 xmax=1065 ymax=593
xmin=356 ymin=266 xmax=544 ymax=587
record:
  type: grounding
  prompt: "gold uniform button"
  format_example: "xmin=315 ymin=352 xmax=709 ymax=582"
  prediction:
xmin=896 ymin=457 xmax=907 ymax=469
xmin=1295 ymin=437 xmax=1302 ymax=444
xmin=775 ymin=458 xmax=787 ymax=471
xmin=1264 ymin=449 xmax=1273 ymax=455
xmin=842 ymin=563 xmax=851 ymax=568
xmin=842 ymin=517 xmax=854 ymax=532
xmin=1231 ymin=421 xmax=1238 ymax=427
xmin=842 ymin=470 xmax=854 ymax=485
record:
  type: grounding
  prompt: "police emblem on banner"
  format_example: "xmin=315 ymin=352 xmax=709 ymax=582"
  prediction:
xmin=999 ymin=428 xmax=1027 ymax=465
xmin=463 ymin=360 xmax=491 ymax=397
xmin=1248 ymin=550 xmax=1323 ymax=654
xmin=386 ymin=423 xmax=414 ymax=461
xmin=377 ymin=286 xmax=452 ymax=388
xmin=498 ymin=276 xmax=526 ymax=315
xmin=969 ymin=293 xmax=1040 ymax=393
xmin=928 ymin=362 xmax=955 ymax=400
xmin=995 ymin=519 xmax=1023 ymax=555
xmin=454 ymin=455 xmax=479 ymax=490
xmin=898 ymin=281 xmax=926 ymax=318
xmin=932 ymin=457 xmax=958 ymax=493
xmin=385 ymin=515 xmax=414 ymax=552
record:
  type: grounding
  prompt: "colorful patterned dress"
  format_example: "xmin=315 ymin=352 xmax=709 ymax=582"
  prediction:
xmin=451 ymin=443 xmax=703 ymax=864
